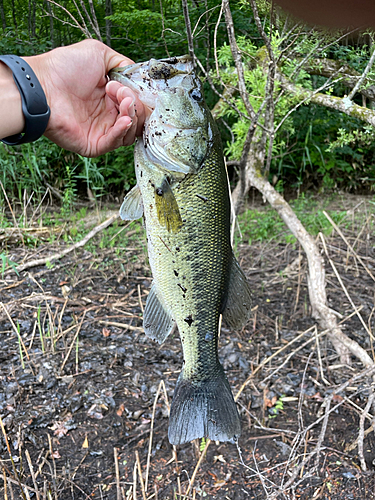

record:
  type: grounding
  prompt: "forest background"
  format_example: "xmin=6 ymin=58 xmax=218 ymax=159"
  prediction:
xmin=1 ymin=0 xmax=375 ymax=206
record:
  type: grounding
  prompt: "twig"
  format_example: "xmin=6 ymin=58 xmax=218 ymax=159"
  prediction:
xmin=347 ymin=46 xmax=375 ymax=101
xmin=315 ymin=325 xmax=329 ymax=385
xmin=214 ymin=0 xmax=224 ymax=77
xmin=181 ymin=0 xmax=194 ymax=59
xmin=25 ymin=450 xmax=40 ymax=500
xmin=98 ymin=320 xmax=143 ymax=332
xmin=320 ymin=232 xmax=375 ymax=344
xmin=137 ymin=284 xmax=144 ymax=315
xmin=235 ymin=325 xmax=316 ymax=400
xmin=314 ymin=394 xmax=332 ymax=469
xmin=13 ymin=214 xmax=119 ymax=273
xmin=358 ymin=392 xmax=375 ymax=471
xmin=0 ymin=181 xmax=24 ymax=246
xmin=114 ymin=448 xmax=121 ymax=500
xmin=60 ymin=311 xmax=87 ymax=374
xmin=133 ymin=461 xmax=137 ymax=500
xmin=323 ymin=210 xmax=375 ymax=282
xmin=145 ymin=381 xmax=164 ymax=493
xmin=45 ymin=0 xmax=92 ymax=37
xmin=135 ymin=451 xmax=147 ymax=500
xmin=0 ymin=416 xmax=28 ymax=500
xmin=159 ymin=0 xmax=170 ymax=57
xmin=183 ymin=439 xmax=211 ymax=499
xmin=222 ymin=0 xmax=256 ymax=120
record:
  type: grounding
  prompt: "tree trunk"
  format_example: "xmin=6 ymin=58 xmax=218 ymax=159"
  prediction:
xmin=11 ymin=0 xmax=17 ymax=32
xmin=31 ymin=0 xmax=36 ymax=38
xmin=279 ymin=72 xmax=375 ymax=126
xmin=301 ymin=57 xmax=375 ymax=102
xmin=0 ymin=0 xmax=6 ymax=31
xmin=105 ymin=0 xmax=112 ymax=47
xmin=45 ymin=0 xmax=55 ymax=48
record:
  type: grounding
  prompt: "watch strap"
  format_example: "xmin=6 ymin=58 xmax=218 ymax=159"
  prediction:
xmin=0 ymin=54 xmax=51 ymax=145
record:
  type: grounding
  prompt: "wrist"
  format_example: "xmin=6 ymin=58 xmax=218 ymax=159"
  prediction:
xmin=0 ymin=61 xmax=25 ymax=139
xmin=23 ymin=53 xmax=50 ymax=112
xmin=0 ymin=55 xmax=51 ymax=145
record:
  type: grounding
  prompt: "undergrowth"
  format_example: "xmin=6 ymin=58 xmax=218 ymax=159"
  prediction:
xmin=235 ymin=194 xmax=374 ymax=247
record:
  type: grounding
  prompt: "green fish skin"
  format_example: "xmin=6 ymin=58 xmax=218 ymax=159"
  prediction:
xmin=110 ymin=56 xmax=252 ymax=445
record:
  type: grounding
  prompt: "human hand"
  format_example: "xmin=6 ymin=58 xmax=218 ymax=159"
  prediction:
xmin=25 ymin=39 xmax=145 ymax=157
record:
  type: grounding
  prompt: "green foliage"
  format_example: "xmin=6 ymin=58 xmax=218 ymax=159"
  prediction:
xmin=199 ymin=437 xmax=207 ymax=452
xmin=236 ymin=194 xmax=348 ymax=247
xmin=0 ymin=253 xmax=19 ymax=277
xmin=214 ymin=19 xmax=375 ymax=193
xmin=1 ymin=0 xmax=375 ymax=205
xmin=61 ymin=165 xmax=77 ymax=217
xmin=0 ymin=138 xmax=63 ymax=202
xmin=268 ymin=395 xmax=286 ymax=418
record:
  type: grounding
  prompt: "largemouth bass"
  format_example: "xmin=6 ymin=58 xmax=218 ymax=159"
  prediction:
xmin=110 ymin=56 xmax=252 ymax=445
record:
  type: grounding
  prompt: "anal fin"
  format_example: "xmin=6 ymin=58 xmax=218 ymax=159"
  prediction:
xmin=222 ymin=253 xmax=252 ymax=330
xmin=143 ymin=283 xmax=175 ymax=343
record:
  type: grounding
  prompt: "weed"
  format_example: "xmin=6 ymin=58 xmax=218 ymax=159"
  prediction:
xmin=268 ymin=394 xmax=286 ymax=418
xmin=200 ymin=437 xmax=207 ymax=452
xmin=236 ymin=194 xmax=362 ymax=247
xmin=61 ymin=165 xmax=77 ymax=217
xmin=0 ymin=253 xmax=19 ymax=277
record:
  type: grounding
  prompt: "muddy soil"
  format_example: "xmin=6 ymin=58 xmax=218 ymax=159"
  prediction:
xmin=1 ymin=199 xmax=375 ymax=499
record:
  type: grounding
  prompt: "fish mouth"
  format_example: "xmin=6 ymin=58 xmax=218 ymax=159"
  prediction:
xmin=110 ymin=55 xmax=192 ymax=79
xmin=109 ymin=55 xmax=194 ymax=109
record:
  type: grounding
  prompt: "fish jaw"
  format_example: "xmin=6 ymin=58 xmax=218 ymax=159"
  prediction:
xmin=109 ymin=56 xmax=193 ymax=109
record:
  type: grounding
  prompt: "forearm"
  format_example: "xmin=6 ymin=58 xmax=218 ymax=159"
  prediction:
xmin=0 ymin=62 xmax=25 ymax=139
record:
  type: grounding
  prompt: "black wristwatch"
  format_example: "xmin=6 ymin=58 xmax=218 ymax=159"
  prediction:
xmin=0 ymin=55 xmax=51 ymax=145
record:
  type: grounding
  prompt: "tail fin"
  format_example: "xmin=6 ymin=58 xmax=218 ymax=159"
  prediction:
xmin=168 ymin=366 xmax=241 ymax=445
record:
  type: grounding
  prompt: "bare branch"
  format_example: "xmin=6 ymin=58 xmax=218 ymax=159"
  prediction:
xmin=222 ymin=0 xmax=256 ymax=120
xmin=45 ymin=0 xmax=91 ymax=38
xmin=279 ymin=72 xmax=375 ymax=127
xmin=181 ymin=0 xmax=194 ymax=59
xmin=347 ymin=46 xmax=375 ymax=101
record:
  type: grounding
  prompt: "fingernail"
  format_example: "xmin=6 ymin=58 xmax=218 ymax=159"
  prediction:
xmin=128 ymin=102 xmax=135 ymax=118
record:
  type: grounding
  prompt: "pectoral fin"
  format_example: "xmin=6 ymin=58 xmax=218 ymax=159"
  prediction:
xmin=222 ymin=254 xmax=252 ymax=330
xmin=119 ymin=184 xmax=144 ymax=220
xmin=143 ymin=282 xmax=175 ymax=343
xmin=155 ymin=177 xmax=182 ymax=233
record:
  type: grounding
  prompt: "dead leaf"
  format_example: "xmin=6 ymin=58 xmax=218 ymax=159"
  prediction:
xmin=50 ymin=420 xmax=69 ymax=438
xmin=332 ymin=394 xmax=343 ymax=403
xmin=61 ymin=285 xmax=70 ymax=298
xmin=82 ymin=435 xmax=89 ymax=449
xmin=117 ymin=404 xmax=125 ymax=417
xmin=264 ymin=395 xmax=278 ymax=408
xmin=213 ymin=479 xmax=227 ymax=488
xmin=102 ymin=327 xmax=111 ymax=337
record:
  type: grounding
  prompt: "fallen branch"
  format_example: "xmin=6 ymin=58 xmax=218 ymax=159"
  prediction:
xmin=247 ymin=169 xmax=373 ymax=368
xmin=0 ymin=226 xmax=63 ymax=244
xmin=12 ymin=214 xmax=119 ymax=273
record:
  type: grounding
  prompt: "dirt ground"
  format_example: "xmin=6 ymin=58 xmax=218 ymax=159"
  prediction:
xmin=1 ymin=196 xmax=375 ymax=500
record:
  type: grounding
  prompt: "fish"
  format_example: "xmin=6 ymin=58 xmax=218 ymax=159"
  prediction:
xmin=109 ymin=56 xmax=252 ymax=445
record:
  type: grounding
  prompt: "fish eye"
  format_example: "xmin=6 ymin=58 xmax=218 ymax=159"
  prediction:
xmin=190 ymin=89 xmax=203 ymax=101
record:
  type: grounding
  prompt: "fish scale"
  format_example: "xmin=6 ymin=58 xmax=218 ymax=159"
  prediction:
xmin=110 ymin=56 xmax=252 ymax=445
